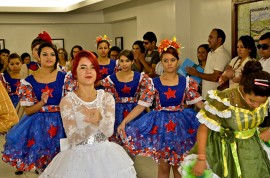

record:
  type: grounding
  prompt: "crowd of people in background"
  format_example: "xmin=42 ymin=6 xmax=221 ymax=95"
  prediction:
xmin=0 ymin=29 xmax=270 ymax=178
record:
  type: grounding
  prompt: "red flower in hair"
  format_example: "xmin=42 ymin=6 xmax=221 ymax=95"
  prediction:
xmin=28 ymin=63 xmax=39 ymax=71
xmin=158 ymin=37 xmax=182 ymax=55
xmin=38 ymin=31 xmax=52 ymax=43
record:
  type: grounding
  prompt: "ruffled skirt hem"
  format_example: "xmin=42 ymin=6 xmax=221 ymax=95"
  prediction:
xmin=40 ymin=140 xmax=137 ymax=178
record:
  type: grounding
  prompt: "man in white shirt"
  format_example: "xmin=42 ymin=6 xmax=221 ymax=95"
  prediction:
xmin=258 ymin=32 xmax=270 ymax=128
xmin=186 ymin=28 xmax=230 ymax=99
xmin=258 ymin=32 xmax=270 ymax=74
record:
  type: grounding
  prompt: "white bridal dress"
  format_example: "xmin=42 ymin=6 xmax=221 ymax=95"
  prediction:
xmin=40 ymin=90 xmax=137 ymax=178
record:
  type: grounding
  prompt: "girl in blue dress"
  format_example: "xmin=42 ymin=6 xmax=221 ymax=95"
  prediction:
xmin=0 ymin=53 xmax=22 ymax=108
xmin=20 ymin=31 xmax=52 ymax=79
xmin=95 ymin=35 xmax=118 ymax=89
xmin=102 ymin=50 xmax=154 ymax=144
xmin=2 ymin=42 xmax=75 ymax=174
xmin=118 ymin=38 xmax=204 ymax=178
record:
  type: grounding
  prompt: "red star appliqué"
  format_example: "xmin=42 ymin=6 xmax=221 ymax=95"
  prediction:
xmin=27 ymin=138 xmax=35 ymax=147
xmin=164 ymin=88 xmax=176 ymax=99
xmin=150 ymin=126 xmax=158 ymax=134
xmin=123 ymin=110 xmax=129 ymax=118
xmin=14 ymin=80 xmax=21 ymax=87
xmin=188 ymin=129 xmax=195 ymax=135
xmin=48 ymin=125 xmax=58 ymax=138
xmin=41 ymin=85 xmax=54 ymax=97
xmin=165 ymin=120 xmax=177 ymax=132
xmin=100 ymin=67 xmax=109 ymax=75
xmin=121 ymin=84 xmax=131 ymax=94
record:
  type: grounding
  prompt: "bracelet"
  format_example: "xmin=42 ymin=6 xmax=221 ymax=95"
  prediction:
xmin=197 ymin=154 xmax=206 ymax=161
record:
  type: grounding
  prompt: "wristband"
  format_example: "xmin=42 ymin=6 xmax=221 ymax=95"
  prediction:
xmin=197 ymin=154 xmax=206 ymax=161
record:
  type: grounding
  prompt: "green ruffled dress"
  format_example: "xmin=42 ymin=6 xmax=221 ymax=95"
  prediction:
xmin=195 ymin=88 xmax=270 ymax=178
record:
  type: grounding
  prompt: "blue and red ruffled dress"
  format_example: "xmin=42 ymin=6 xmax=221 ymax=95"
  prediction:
xmin=122 ymin=75 xmax=202 ymax=166
xmin=97 ymin=59 xmax=117 ymax=90
xmin=2 ymin=71 xmax=75 ymax=171
xmin=102 ymin=72 xmax=154 ymax=144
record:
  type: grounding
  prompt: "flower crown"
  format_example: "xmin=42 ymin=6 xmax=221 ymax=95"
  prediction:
xmin=37 ymin=31 xmax=52 ymax=44
xmin=158 ymin=37 xmax=182 ymax=54
xmin=96 ymin=35 xmax=111 ymax=45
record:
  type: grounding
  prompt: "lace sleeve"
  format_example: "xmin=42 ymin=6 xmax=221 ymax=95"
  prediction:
xmin=97 ymin=92 xmax=115 ymax=137
xmin=59 ymin=94 xmax=99 ymax=146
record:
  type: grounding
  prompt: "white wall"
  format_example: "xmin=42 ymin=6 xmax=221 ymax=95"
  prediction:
xmin=104 ymin=0 xmax=176 ymax=47
xmin=175 ymin=0 xmax=190 ymax=62
xmin=111 ymin=18 xmax=137 ymax=50
xmin=0 ymin=24 xmax=111 ymax=57
xmin=105 ymin=0 xmax=232 ymax=63
xmin=189 ymin=0 xmax=232 ymax=62
xmin=0 ymin=0 xmax=233 ymax=62
xmin=0 ymin=11 xmax=104 ymax=24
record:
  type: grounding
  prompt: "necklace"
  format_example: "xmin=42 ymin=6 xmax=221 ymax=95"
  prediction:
xmin=237 ymin=86 xmax=245 ymax=100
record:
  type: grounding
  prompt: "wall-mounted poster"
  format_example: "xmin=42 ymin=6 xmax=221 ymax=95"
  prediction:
xmin=115 ymin=37 xmax=123 ymax=50
xmin=0 ymin=39 xmax=5 ymax=50
xmin=52 ymin=39 xmax=65 ymax=49
xmin=250 ymin=7 xmax=270 ymax=41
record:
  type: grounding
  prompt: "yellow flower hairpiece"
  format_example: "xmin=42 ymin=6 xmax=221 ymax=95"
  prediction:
xmin=96 ymin=35 xmax=111 ymax=44
xmin=158 ymin=37 xmax=183 ymax=54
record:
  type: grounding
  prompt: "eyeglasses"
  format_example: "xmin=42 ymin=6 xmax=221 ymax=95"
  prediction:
xmin=257 ymin=44 xmax=270 ymax=50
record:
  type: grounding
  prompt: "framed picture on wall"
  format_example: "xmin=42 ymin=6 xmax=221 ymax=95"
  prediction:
xmin=52 ymin=39 xmax=65 ymax=49
xmin=115 ymin=37 xmax=123 ymax=50
xmin=0 ymin=39 xmax=5 ymax=50
xmin=250 ymin=7 xmax=270 ymax=41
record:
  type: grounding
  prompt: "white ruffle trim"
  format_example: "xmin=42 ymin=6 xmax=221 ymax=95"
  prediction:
xmin=106 ymin=75 xmax=114 ymax=84
xmin=197 ymin=112 xmax=220 ymax=132
xmin=186 ymin=96 xmax=203 ymax=105
xmin=20 ymin=79 xmax=31 ymax=86
xmin=138 ymin=100 xmax=151 ymax=107
xmin=207 ymin=90 xmax=230 ymax=106
xmin=20 ymin=101 xmax=34 ymax=107
xmin=139 ymin=72 xmax=146 ymax=82
xmin=260 ymin=140 xmax=270 ymax=160
xmin=179 ymin=154 xmax=220 ymax=178
xmin=185 ymin=76 xmax=190 ymax=91
xmin=204 ymin=101 xmax=231 ymax=118
xmin=0 ymin=73 xmax=6 ymax=83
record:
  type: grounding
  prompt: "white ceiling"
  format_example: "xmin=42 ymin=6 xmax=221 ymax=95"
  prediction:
xmin=0 ymin=0 xmax=131 ymax=13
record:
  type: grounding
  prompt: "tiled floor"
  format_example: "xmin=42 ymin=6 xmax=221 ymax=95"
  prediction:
xmin=0 ymin=134 xmax=174 ymax=178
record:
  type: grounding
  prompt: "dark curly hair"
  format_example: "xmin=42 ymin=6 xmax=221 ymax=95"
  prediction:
xmin=240 ymin=61 xmax=270 ymax=96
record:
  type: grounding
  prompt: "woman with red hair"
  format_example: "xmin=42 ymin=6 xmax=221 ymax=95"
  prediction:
xmin=40 ymin=50 xmax=136 ymax=178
